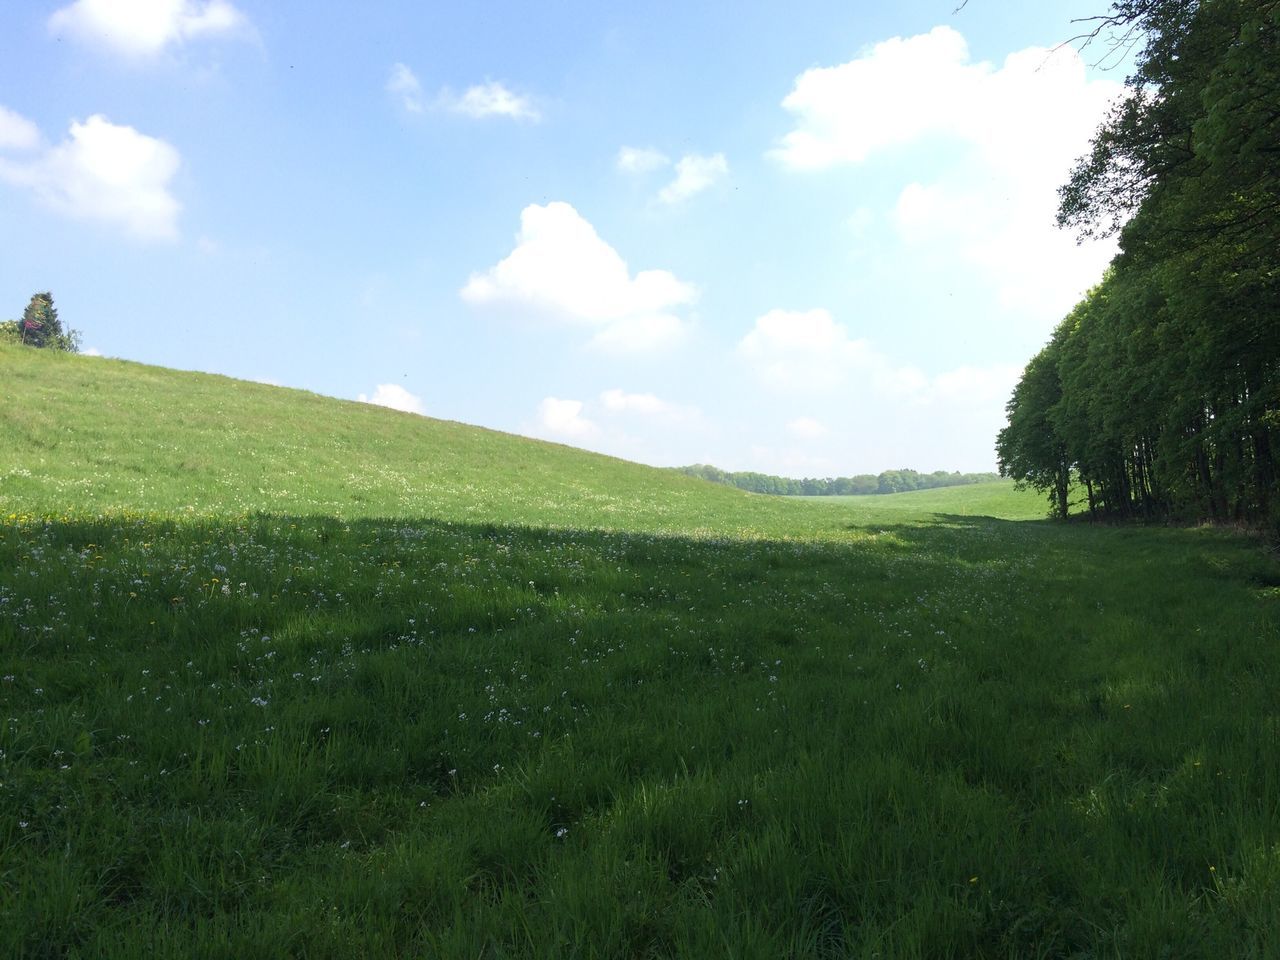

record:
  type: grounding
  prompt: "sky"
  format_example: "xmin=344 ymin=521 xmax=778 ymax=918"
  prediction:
xmin=0 ymin=0 xmax=1128 ymax=476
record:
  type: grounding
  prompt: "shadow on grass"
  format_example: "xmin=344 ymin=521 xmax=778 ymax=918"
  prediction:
xmin=2 ymin=510 xmax=1279 ymax=958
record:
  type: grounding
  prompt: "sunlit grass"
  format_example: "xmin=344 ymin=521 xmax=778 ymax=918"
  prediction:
xmin=2 ymin=344 xmax=1279 ymax=958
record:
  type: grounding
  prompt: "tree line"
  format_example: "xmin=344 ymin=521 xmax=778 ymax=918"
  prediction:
xmin=998 ymin=0 xmax=1278 ymax=528
xmin=677 ymin=465 xmax=1000 ymax=497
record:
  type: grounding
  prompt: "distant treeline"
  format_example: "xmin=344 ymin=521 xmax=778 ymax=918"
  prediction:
xmin=998 ymin=0 xmax=1278 ymax=528
xmin=676 ymin=465 xmax=1000 ymax=497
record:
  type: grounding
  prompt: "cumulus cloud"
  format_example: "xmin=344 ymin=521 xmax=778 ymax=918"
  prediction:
xmin=658 ymin=152 xmax=728 ymax=204
xmin=0 ymin=111 xmax=181 ymax=240
xmin=775 ymin=27 xmax=975 ymax=170
xmin=48 ymin=0 xmax=250 ymax=57
xmin=616 ymin=146 xmax=669 ymax=174
xmin=0 ymin=106 xmax=41 ymax=151
xmin=536 ymin=397 xmax=598 ymax=439
xmin=461 ymin=201 xmax=696 ymax=352
xmin=773 ymin=25 xmax=1122 ymax=320
xmin=387 ymin=63 xmax=425 ymax=113
xmin=357 ymin=383 xmax=425 ymax=415
xmin=439 ymin=81 xmax=540 ymax=121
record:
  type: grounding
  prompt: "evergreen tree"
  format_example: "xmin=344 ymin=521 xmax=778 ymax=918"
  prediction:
xmin=16 ymin=292 xmax=80 ymax=352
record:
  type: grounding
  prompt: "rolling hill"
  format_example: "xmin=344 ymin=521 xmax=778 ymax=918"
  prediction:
xmin=2 ymin=343 xmax=1277 ymax=959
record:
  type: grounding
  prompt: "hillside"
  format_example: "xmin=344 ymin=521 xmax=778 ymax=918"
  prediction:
xmin=2 ymin=343 xmax=1278 ymax=959
xmin=1 ymin=345 xmax=765 ymax=530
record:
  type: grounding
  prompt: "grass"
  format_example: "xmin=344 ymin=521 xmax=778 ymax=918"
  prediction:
xmin=795 ymin=481 xmax=1053 ymax=521
xmin=2 ymin=343 xmax=1279 ymax=958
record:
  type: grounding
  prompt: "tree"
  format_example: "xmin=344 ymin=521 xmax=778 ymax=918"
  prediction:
xmin=1001 ymin=0 xmax=1279 ymax=529
xmin=997 ymin=329 xmax=1072 ymax=518
xmin=16 ymin=292 xmax=80 ymax=352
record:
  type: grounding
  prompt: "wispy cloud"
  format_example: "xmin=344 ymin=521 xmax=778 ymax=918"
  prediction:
xmin=440 ymin=81 xmax=540 ymax=121
xmin=388 ymin=69 xmax=542 ymax=122
xmin=786 ymin=417 xmax=828 ymax=440
xmin=387 ymin=63 xmax=425 ymax=113
xmin=658 ymin=152 xmax=728 ymax=204
xmin=616 ymin=146 xmax=669 ymax=174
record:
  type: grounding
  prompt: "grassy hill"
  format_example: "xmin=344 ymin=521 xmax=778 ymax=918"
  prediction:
xmin=3 ymin=344 xmax=1279 ymax=958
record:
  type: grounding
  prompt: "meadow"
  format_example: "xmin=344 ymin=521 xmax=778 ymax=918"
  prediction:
xmin=3 ymin=344 xmax=1279 ymax=958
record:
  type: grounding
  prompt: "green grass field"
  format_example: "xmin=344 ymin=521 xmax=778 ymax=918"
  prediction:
xmin=3 ymin=344 xmax=1279 ymax=958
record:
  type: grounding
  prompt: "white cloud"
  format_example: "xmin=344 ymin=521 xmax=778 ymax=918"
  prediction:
xmin=387 ymin=63 xmax=425 ymax=113
xmin=616 ymin=146 xmax=669 ymax=174
xmin=658 ymin=152 xmax=728 ymax=204
xmin=536 ymin=397 xmax=598 ymax=439
xmin=440 ymin=82 xmax=540 ymax=121
xmin=774 ymin=27 xmax=976 ymax=170
xmin=737 ymin=307 xmax=1021 ymax=407
xmin=357 ymin=383 xmax=425 ymax=415
xmin=775 ymin=25 xmax=1117 ymax=175
xmin=773 ymin=26 xmax=1123 ymax=321
xmin=0 ymin=112 xmax=181 ymax=240
xmin=586 ymin=313 xmax=688 ymax=353
xmin=49 ymin=0 xmax=249 ymax=57
xmin=926 ymin=364 xmax=1022 ymax=406
xmin=600 ymin=389 xmax=670 ymax=415
xmin=82 ymin=347 xmax=103 ymax=357
xmin=738 ymin=308 xmax=925 ymax=395
xmin=526 ymin=390 xmax=705 ymax=461
xmin=786 ymin=417 xmax=828 ymax=440
xmin=737 ymin=306 xmax=1024 ymax=471
xmin=0 ymin=106 xmax=41 ymax=151
xmin=461 ymin=201 xmax=696 ymax=353
xmin=599 ymin=388 xmax=699 ymax=422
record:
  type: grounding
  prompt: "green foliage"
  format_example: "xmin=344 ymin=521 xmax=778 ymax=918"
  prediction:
xmin=997 ymin=325 xmax=1071 ymax=518
xmin=16 ymin=292 xmax=81 ymax=353
xmin=1010 ymin=0 xmax=1279 ymax=529
xmin=678 ymin=464 xmax=1000 ymax=497
xmin=2 ymin=344 xmax=1279 ymax=957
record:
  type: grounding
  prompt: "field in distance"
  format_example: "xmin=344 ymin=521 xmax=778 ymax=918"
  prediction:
xmin=3 ymin=344 xmax=1278 ymax=959
xmin=794 ymin=481 xmax=1051 ymax=522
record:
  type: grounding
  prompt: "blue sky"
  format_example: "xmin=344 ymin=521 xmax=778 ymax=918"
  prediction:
xmin=0 ymin=0 xmax=1125 ymax=475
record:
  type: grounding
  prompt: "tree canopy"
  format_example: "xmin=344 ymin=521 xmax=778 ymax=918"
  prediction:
xmin=1000 ymin=0 xmax=1279 ymax=528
